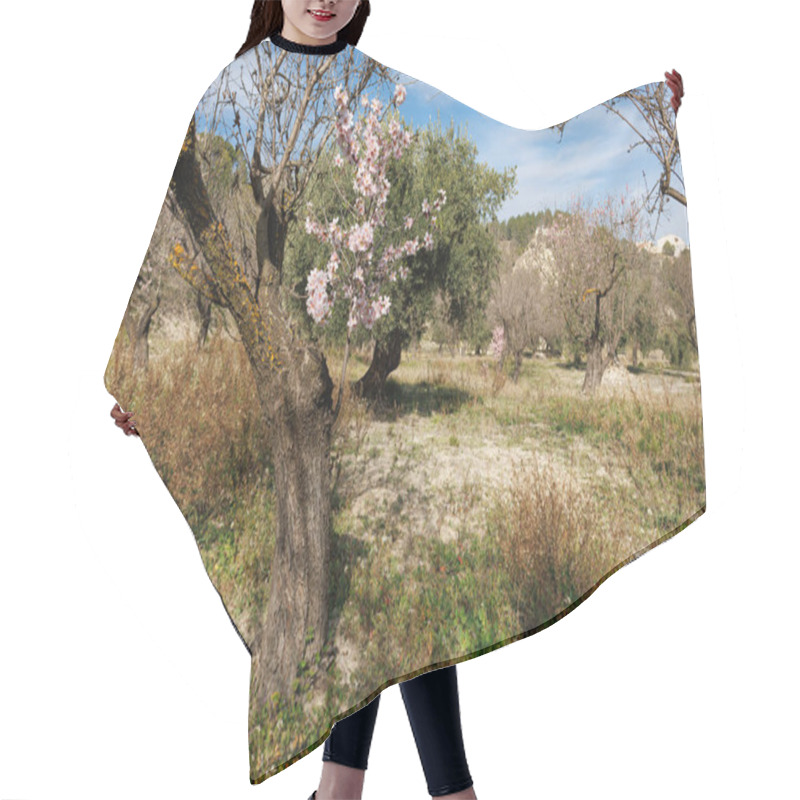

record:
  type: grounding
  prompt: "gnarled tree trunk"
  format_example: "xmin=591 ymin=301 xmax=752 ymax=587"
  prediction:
xmin=249 ymin=344 xmax=335 ymax=705
xmin=353 ymin=327 xmax=407 ymax=400
xmin=171 ymin=116 xmax=336 ymax=707
xmin=582 ymin=339 xmax=607 ymax=394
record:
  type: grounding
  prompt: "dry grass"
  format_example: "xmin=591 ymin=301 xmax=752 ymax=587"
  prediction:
xmin=106 ymin=334 xmax=274 ymax=642
xmin=492 ymin=454 xmax=626 ymax=624
xmin=106 ymin=333 xmax=705 ymax=781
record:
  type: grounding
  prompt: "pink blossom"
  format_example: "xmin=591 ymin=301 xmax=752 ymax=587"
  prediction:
xmin=348 ymin=221 xmax=374 ymax=253
xmin=306 ymin=267 xmax=333 ymax=324
xmin=303 ymin=84 xmax=447 ymax=333
xmin=488 ymin=325 xmax=505 ymax=360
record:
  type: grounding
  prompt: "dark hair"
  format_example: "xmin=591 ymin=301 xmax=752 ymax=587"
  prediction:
xmin=235 ymin=0 xmax=371 ymax=59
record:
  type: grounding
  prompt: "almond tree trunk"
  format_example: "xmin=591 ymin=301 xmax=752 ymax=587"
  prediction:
xmin=171 ymin=117 xmax=335 ymax=707
xmin=249 ymin=349 xmax=334 ymax=705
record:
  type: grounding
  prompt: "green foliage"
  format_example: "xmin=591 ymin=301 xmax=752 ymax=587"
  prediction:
xmin=197 ymin=131 xmax=250 ymax=194
xmin=658 ymin=328 xmax=694 ymax=369
xmin=284 ymin=113 xmax=517 ymax=365
xmin=336 ymin=528 xmax=518 ymax=681
xmin=623 ymin=304 xmax=660 ymax=359
xmin=490 ymin=208 xmax=557 ymax=248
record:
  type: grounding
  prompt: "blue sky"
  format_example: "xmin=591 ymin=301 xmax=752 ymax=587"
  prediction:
xmin=396 ymin=74 xmax=690 ymax=246
xmin=200 ymin=47 xmax=689 ymax=247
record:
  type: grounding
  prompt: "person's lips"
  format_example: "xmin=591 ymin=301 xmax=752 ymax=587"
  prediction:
xmin=308 ymin=9 xmax=335 ymax=21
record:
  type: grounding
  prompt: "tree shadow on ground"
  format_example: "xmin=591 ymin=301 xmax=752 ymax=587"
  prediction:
xmin=365 ymin=377 xmax=477 ymax=422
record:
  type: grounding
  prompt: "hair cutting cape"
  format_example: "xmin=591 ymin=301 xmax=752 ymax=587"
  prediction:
xmin=104 ymin=31 xmax=706 ymax=784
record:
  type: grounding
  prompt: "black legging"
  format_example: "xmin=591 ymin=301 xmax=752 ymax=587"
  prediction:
xmin=323 ymin=665 xmax=474 ymax=797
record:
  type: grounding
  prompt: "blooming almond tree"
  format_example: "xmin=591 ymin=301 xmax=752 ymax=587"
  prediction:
xmin=167 ymin=72 xmax=444 ymax=713
xmin=304 ymin=83 xmax=446 ymax=417
xmin=488 ymin=324 xmax=506 ymax=362
xmin=162 ymin=61 xmax=444 ymax=720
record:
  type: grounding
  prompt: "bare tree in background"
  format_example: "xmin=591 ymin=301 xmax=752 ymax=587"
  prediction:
xmin=545 ymin=197 xmax=650 ymax=394
xmin=124 ymin=206 xmax=195 ymax=369
xmin=489 ymin=234 xmax=559 ymax=382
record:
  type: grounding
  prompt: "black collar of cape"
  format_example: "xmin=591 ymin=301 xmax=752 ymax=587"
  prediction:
xmin=269 ymin=31 xmax=349 ymax=55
